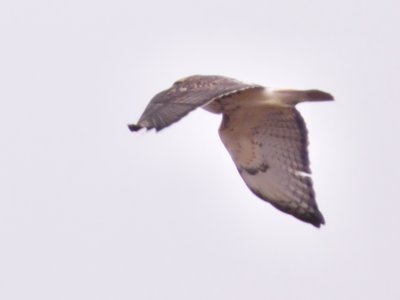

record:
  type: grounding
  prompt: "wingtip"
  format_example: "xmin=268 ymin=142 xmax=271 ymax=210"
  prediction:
xmin=127 ymin=123 xmax=143 ymax=132
xmin=295 ymin=207 xmax=325 ymax=228
xmin=309 ymin=211 xmax=326 ymax=228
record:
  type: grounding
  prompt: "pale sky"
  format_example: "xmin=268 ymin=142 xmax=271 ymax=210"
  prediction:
xmin=1 ymin=0 xmax=399 ymax=299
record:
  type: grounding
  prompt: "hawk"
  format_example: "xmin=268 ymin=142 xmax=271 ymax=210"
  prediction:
xmin=128 ymin=75 xmax=333 ymax=227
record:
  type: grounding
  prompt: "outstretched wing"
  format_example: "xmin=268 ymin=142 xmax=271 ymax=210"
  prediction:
xmin=219 ymin=105 xmax=325 ymax=227
xmin=128 ymin=75 xmax=263 ymax=131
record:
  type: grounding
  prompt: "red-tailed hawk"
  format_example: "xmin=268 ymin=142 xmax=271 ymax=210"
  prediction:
xmin=129 ymin=75 xmax=333 ymax=227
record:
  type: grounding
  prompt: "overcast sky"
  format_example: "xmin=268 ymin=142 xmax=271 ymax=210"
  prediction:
xmin=1 ymin=0 xmax=399 ymax=299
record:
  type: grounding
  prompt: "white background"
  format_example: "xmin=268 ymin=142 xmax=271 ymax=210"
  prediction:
xmin=1 ymin=0 xmax=399 ymax=299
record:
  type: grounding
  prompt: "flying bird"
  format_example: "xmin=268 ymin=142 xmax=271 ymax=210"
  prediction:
xmin=128 ymin=75 xmax=333 ymax=227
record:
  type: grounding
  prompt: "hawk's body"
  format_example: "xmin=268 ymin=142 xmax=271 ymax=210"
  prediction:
xmin=129 ymin=75 xmax=333 ymax=227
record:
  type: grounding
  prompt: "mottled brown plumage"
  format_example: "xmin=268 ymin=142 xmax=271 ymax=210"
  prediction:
xmin=128 ymin=76 xmax=263 ymax=131
xmin=129 ymin=75 xmax=333 ymax=227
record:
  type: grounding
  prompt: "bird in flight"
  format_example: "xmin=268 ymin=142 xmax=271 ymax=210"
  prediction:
xmin=128 ymin=75 xmax=333 ymax=227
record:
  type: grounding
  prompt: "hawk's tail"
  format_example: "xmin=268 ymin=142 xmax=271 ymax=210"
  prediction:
xmin=272 ymin=89 xmax=334 ymax=105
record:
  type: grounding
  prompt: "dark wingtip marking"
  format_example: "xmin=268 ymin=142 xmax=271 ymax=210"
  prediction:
xmin=247 ymin=186 xmax=325 ymax=228
xmin=303 ymin=208 xmax=325 ymax=228
xmin=128 ymin=124 xmax=143 ymax=132
xmin=283 ymin=207 xmax=325 ymax=228
xmin=310 ymin=212 xmax=325 ymax=228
